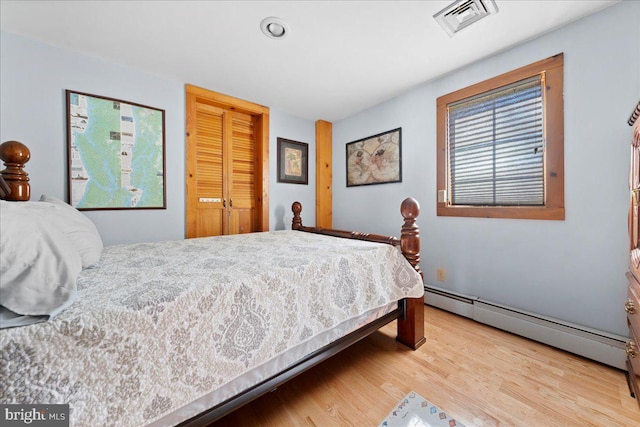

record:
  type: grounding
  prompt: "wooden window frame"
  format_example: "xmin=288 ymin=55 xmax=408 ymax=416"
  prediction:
xmin=436 ymin=53 xmax=564 ymax=220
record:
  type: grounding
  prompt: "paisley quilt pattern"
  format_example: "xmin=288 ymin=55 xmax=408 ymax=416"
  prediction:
xmin=0 ymin=230 xmax=424 ymax=426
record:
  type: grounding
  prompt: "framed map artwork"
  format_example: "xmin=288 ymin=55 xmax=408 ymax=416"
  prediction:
xmin=346 ymin=127 xmax=402 ymax=187
xmin=66 ymin=90 xmax=166 ymax=210
xmin=277 ymin=137 xmax=308 ymax=185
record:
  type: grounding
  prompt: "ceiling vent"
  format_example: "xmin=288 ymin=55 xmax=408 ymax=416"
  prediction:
xmin=434 ymin=0 xmax=499 ymax=37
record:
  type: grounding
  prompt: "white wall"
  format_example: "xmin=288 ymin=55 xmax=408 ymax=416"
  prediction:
xmin=0 ymin=32 xmax=316 ymax=245
xmin=0 ymin=31 xmax=185 ymax=245
xmin=333 ymin=1 xmax=640 ymax=337
xmin=269 ymin=108 xmax=316 ymax=230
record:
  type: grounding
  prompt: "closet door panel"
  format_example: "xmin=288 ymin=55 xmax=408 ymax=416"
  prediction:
xmin=196 ymin=209 xmax=224 ymax=238
xmin=186 ymin=100 xmax=225 ymax=237
xmin=228 ymin=111 xmax=256 ymax=234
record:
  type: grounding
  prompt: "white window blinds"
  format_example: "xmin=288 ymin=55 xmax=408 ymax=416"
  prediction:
xmin=447 ymin=75 xmax=544 ymax=206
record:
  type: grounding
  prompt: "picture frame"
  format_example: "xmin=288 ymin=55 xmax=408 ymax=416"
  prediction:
xmin=66 ymin=90 xmax=166 ymax=210
xmin=277 ymin=137 xmax=308 ymax=185
xmin=346 ymin=127 xmax=402 ymax=187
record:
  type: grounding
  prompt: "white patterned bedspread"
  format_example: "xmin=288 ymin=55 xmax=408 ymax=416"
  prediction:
xmin=1 ymin=230 xmax=424 ymax=426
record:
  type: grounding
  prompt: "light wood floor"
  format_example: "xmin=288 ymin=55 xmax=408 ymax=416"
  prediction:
xmin=213 ymin=305 xmax=640 ymax=426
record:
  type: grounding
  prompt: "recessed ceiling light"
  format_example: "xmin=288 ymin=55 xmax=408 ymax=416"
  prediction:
xmin=260 ymin=17 xmax=289 ymax=39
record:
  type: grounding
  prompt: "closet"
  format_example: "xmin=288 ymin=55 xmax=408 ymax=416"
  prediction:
xmin=185 ymin=85 xmax=269 ymax=238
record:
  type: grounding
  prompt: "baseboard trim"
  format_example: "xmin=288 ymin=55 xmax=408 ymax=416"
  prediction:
xmin=424 ymin=286 xmax=627 ymax=369
xmin=424 ymin=285 xmax=476 ymax=318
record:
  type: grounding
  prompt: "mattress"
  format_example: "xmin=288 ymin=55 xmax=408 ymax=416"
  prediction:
xmin=1 ymin=230 xmax=424 ymax=426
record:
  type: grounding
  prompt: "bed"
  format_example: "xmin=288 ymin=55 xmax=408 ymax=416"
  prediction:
xmin=0 ymin=140 xmax=425 ymax=427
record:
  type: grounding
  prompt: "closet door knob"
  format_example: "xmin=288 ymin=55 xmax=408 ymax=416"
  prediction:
xmin=625 ymin=299 xmax=636 ymax=314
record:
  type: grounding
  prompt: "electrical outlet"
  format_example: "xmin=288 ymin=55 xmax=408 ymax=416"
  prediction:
xmin=436 ymin=268 xmax=446 ymax=282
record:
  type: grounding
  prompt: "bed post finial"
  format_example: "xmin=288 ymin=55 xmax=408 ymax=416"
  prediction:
xmin=400 ymin=197 xmax=422 ymax=279
xmin=0 ymin=140 xmax=31 ymax=201
xmin=291 ymin=201 xmax=303 ymax=230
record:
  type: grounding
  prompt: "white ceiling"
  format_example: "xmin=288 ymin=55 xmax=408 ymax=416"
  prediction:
xmin=0 ymin=0 xmax=619 ymax=121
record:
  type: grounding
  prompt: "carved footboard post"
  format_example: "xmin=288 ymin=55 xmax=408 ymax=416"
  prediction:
xmin=397 ymin=197 xmax=426 ymax=350
xmin=0 ymin=140 xmax=31 ymax=201
xmin=291 ymin=201 xmax=303 ymax=230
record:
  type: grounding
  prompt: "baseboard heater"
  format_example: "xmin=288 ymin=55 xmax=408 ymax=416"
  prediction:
xmin=425 ymin=285 xmax=627 ymax=370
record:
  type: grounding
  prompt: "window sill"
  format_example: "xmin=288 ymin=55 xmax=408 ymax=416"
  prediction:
xmin=437 ymin=205 xmax=565 ymax=220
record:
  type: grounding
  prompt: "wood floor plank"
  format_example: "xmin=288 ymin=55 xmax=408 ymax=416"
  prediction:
xmin=212 ymin=306 xmax=640 ymax=426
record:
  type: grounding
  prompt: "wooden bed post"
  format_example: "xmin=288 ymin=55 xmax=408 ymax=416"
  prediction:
xmin=397 ymin=197 xmax=426 ymax=350
xmin=291 ymin=201 xmax=303 ymax=230
xmin=0 ymin=140 xmax=31 ymax=201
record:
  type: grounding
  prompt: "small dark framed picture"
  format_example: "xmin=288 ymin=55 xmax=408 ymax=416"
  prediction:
xmin=346 ymin=127 xmax=402 ymax=187
xmin=277 ymin=138 xmax=308 ymax=185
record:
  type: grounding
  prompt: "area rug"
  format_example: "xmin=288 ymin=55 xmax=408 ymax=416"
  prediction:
xmin=379 ymin=391 xmax=465 ymax=427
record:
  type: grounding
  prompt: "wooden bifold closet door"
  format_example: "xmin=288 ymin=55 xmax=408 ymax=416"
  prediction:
xmin=185 ymin=85 xmax=269 ymax=238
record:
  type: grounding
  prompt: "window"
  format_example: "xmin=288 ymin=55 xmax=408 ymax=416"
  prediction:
xmin=436 ymin=53 xmax=564 ymax=220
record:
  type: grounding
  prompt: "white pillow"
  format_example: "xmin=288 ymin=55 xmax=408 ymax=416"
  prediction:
xmin=0 ymin=201 xmax=82 ymax=322
xmin=39 ymin=194 xmax=104 ymax=268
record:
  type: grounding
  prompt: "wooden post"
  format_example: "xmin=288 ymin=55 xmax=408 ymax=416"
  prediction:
xmin=397 ymin=197 xmax=426 ymax=349
xmin=399 ymin=197 xmax=422 ymax=278
xmin=291 ymin=201 xmax=303 ymax=230
xmin=0 ymin=140 xmax=31 ymax=201
xmin=316 ymin=120 xmax=332 ymax=228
